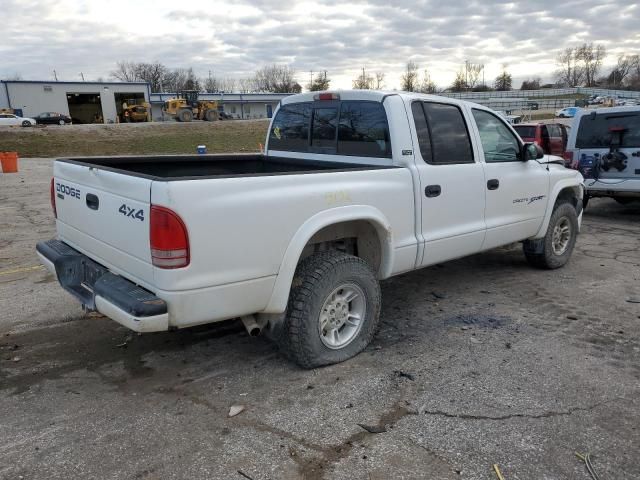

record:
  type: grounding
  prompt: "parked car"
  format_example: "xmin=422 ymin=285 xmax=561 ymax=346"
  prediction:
xmin=565 ymin=106 xmax=640 ymax=206
xmin=33 ymin=112 xmax=72 ymax=125
xmin=555 ymin=107 xmax=580 ymax=118
xmin=513 ymin=123 xmax=569 ymax=157
xmin=219 ymin=112 xmax=234 ymax=120
xmin=37 ymin=90 xmax=584 ymax=368
xmin=0 ymin=113 xmax=36 ymax=127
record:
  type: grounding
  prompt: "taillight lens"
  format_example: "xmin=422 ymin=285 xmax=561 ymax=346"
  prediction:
xmin=150 ymin=206 xmax=189 ymax=269
xmin=50 ymin=178 xmax=57 ymax=218
xmin=563 ymin=150 xmax=575 ymax=168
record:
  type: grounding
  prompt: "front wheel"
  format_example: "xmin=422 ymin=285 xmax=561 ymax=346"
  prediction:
xmin=278 ymin=251 xmax=381 ymax=368
xmin=523 ymin=202 xmax=578 ymax=269
xmin=58 ymin=119 xmax=65 ymax=125
xmin=21 ymin=120 xmax=31 ymax=127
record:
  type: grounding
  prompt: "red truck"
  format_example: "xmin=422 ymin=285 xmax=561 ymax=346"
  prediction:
xmin=513 ymin=123 xmax=569 ymax=158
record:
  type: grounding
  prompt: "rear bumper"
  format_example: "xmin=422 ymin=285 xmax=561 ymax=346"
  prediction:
xmin=36 ymin=239 xmax=168 ymax=332
xmin=585 ymin=179 xmax=640 ymax=197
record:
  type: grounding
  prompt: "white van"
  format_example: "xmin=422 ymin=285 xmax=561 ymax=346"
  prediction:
xmin=565 ymin=106 xmax=640 ymax=206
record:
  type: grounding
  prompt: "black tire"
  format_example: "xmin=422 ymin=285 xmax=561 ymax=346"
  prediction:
xmin=21 ymin=120 xmax=31 ymax=127
xmin=523 ymin=202 xmax=578 ymax=269
xmin=278 ymin=250 xmax=381 ymax=368
xmin=178 ymin=109 xmax=193 ymax=122
xmin=205 ymin=110 xmax=218 ymax=121
xmin=582 ymin=195 xmax=589 ymax=210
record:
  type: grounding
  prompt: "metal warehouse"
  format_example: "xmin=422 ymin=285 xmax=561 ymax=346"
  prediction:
xmin=1 ymin=80 xmax=290 ymax=123
xmin=0 ymin=80 xmax=151 ymax=124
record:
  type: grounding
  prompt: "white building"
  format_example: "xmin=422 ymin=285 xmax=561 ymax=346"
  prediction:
xmin=0 ymin=80 xmax=291 ymax=123
xmin=1 ymin=80 xmax=150 ymax=124
xmin=149 ymin=92 xmax=289 ymax=121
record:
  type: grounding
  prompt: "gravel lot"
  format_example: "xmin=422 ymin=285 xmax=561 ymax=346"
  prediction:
xmin=1 ymin=159 xmax=639 ymax=480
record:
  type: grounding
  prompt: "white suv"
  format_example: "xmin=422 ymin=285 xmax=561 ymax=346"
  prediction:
xmin=565 ymin=106 xmax=640 ymax=206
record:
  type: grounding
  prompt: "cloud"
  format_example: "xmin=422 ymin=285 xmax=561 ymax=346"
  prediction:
xmin=1 ymin=0 xmax=638 ymax=89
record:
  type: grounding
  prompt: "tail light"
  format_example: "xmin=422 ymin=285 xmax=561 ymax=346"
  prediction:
xmin=563 ymin=150 xmax=575 ymax=168
xmin=50 ymin=178 xmax=57 ymax=218
xmin=313 ymin=92 xmax=340 ymax=101
xmin=150 ymin=206 xmax=190 ymax=269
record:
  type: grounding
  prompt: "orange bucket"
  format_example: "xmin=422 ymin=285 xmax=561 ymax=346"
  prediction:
xmin=0 ymin=152 xmax=19 ymax=173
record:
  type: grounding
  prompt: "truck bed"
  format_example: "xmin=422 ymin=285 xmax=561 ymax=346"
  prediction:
xmin=57 ymin=154 xmax=393 ymax=181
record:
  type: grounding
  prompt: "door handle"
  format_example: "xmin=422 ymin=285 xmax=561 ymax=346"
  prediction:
xmin=86 ymin=193 xmax=99 ymax=210
xmin=487 ymin=179 xmax=500 ymax=190
xmin=425 ymin=185 xmax=441 ymax=197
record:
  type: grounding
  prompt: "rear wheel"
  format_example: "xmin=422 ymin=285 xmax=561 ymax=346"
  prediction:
xmin=178 ymin=109 xmax=193 ymax=122
xmin=523 ymin=202 xmax=578 ymax=269
xmin=278 ymin=250 xmax=381 ymax=368
xmin=58 ymin=119 xmax=65 ymax=125
xmin=205 ymin=110 xmax=218 ymax=121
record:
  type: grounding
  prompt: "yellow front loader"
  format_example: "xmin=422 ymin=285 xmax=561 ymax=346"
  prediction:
xmin=162 ymin=91 xmax=219 ymax=122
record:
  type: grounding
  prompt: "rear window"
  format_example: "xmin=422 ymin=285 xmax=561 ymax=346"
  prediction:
xmin=269 ymin=100 xmax=391 ymax=158
xmin=513 ymin=126 xmax=536 ymax=139
xmin=268 ymin=102 xmax=312 ymax=151
xmin=338 ymin=102 xmax=391 ymax=157
xmin=576 ymin=112 xmax=640 ymax=148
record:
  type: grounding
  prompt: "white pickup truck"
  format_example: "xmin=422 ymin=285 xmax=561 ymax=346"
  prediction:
xmin=37 ymin=90 xmax=584 ymax=368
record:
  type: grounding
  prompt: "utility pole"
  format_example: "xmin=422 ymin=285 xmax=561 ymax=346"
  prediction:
xmin=465 ymin=60 xmax=469 ymax=91
xmin=309 ymin=70 xmax=313 ymax=90
xmin=80 ymin=72 xmax=85 ymax=81
xmin=53 ymin=70 xmax=58 ymax=81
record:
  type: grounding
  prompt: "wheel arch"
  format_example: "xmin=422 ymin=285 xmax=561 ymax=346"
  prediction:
xmin=533 ymin=180 xmax=584 ymax=239
xmin=263 ymin=206 xmax=394 ymax=313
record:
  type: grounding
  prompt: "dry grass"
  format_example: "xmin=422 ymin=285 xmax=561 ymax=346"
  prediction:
xmin=0 ymin=119 xmax=270 ymax=157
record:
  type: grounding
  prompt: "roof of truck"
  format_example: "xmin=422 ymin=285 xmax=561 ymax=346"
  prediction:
xmin=280 ymin=90 xmax=482 ymax=109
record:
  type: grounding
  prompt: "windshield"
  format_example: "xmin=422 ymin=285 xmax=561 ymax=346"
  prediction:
xmin=576 ymin=112 xmax=640 ymax=148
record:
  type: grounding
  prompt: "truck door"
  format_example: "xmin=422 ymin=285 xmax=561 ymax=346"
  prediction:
xmin=470 ymin=108 xmax=549 ymax=250
xmin=411 ymin=101 xmax=487 ymax=267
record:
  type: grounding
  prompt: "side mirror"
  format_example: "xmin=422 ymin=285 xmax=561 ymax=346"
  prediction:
xmin=522 ymin=142 xmax=544 ymax=161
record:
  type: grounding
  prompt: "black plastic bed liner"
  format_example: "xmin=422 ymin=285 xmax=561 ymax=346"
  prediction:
xmin=56 ymin=154 xmax=396 ymax=181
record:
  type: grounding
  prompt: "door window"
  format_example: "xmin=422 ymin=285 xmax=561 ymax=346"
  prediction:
xmin=472 ymin=109 xmax=521 ymax=163
xmin=413 ymin=101 xmax=474 ymax=164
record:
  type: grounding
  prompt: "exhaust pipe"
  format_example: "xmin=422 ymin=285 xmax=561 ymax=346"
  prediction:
xmin=241 ymin=315 xmax=261 ymax=336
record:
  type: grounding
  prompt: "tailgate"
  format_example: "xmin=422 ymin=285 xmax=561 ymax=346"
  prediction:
xmin=53 ymin=160 xmax=154 ymax=286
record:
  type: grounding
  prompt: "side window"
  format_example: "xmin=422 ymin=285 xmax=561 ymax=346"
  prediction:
xmin=411 ymin=102 xmax=432 ymax=163
xmin=472 ymin=109 xmax=521 ymax=163
xmin=311 ymin=107 xmax=338 ymax=149
xmin=548 ymin=124 xmax=561 ymax=138
xmin=338 ymin=101 xmax=391 ymax=157
xmin=418 ymin=102 xmax=474 ymax=164
xmin=268 ymin=102 xmax=311 ymax=151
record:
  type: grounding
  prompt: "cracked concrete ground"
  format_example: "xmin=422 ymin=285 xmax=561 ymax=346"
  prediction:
xmin=1 ymin=159 xmax=639 ymax=480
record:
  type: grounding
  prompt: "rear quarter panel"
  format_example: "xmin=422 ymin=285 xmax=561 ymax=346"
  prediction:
xmin=150 ymin=167 xmax=417 ymax=292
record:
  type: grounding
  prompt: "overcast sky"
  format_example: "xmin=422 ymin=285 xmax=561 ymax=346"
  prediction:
xmin=2 ymin=0 xmax=639 ymax=90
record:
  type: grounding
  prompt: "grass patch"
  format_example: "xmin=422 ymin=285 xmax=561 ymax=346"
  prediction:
xmin=0 ymin=120 xmax=270 ymax=157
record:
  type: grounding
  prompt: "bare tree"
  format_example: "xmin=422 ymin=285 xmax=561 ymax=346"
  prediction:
xmin=238 ymin=77 xmax=257 ymax=93
xmin=450 ymin=71 xmax=466 ymax=92
xmin=555 ymin=47 xmax=584 ymax=87
xmin=418 ymin=69 xmax=437 ymax=93
xmin=606 ymin=54 xmax=635 ymax=88
xmin=218 ymin=77 xmax=238 ymax=93
xmin=5 ymin=73 xmax=23 ymax=81
xmin=352 ymin=67 xmax=374 ymax=89
xmin=520 ymin=77 xmax=542 ymax=90
xmin=373 ymin=72 xmax=385 ymax=90
xmin=254 ymin=65 xmax=299 ymax=93
xmin=203 ymin=72 xmax=219 ymax=93
xmin=137 ymin=62 xmax=168 ymax=92
xmin=494 ymin=67 xmax=512 ymax=91
xmin=307 ymin=71 xmax=331 ymax=91
xmin=401 ymin=61 xmax=419 ymax=92
xmin=111 ymin=61 xmax=139 ymax=82
xmin=465 ymin=62 xmax=483 ymax=90
xmin=578 ymin=43 xmax=606 ymax=87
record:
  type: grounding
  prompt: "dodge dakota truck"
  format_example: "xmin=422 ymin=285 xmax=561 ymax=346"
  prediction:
xmin=37 ymin=90 xmax=584 ymax=368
